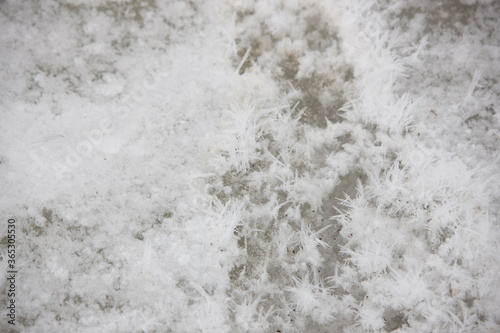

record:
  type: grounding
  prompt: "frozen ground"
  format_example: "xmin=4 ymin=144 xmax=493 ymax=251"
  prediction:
xmin=0 ymin=0 xmax=499 ymax=332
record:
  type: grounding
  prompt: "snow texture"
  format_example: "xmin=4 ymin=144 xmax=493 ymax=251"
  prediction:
xmin=0 ymin=0 xmax=499 ymax=332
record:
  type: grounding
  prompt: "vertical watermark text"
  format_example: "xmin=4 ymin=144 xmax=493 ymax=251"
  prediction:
xmin=6 ymin=218 xmax=17 ymax=326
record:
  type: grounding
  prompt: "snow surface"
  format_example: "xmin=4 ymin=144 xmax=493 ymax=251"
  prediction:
xmin=0 ymin=0 xmax=499 ymax=332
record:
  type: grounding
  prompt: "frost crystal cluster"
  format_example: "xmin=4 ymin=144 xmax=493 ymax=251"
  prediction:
xmin=0 ymin=0 xmax=499 ymax=332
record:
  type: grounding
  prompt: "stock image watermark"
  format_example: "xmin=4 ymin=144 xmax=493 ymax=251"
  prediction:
xmin=6 ymin=218 xmax=17 ymax=326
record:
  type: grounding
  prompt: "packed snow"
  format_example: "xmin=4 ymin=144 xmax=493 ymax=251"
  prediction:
xmin=1 ymin=0 xmax=499 ymax=332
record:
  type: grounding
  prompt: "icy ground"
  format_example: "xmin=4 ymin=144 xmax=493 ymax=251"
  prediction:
xmin=0 ymin=0 xmax=499 ymax=332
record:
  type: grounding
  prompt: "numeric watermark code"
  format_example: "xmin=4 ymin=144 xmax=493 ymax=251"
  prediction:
xmin=6 ymin=218 xmax=17 ymax=326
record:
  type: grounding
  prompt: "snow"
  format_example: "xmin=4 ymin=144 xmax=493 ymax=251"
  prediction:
xmin=1 ymin=0 xmax=499 ymax=332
